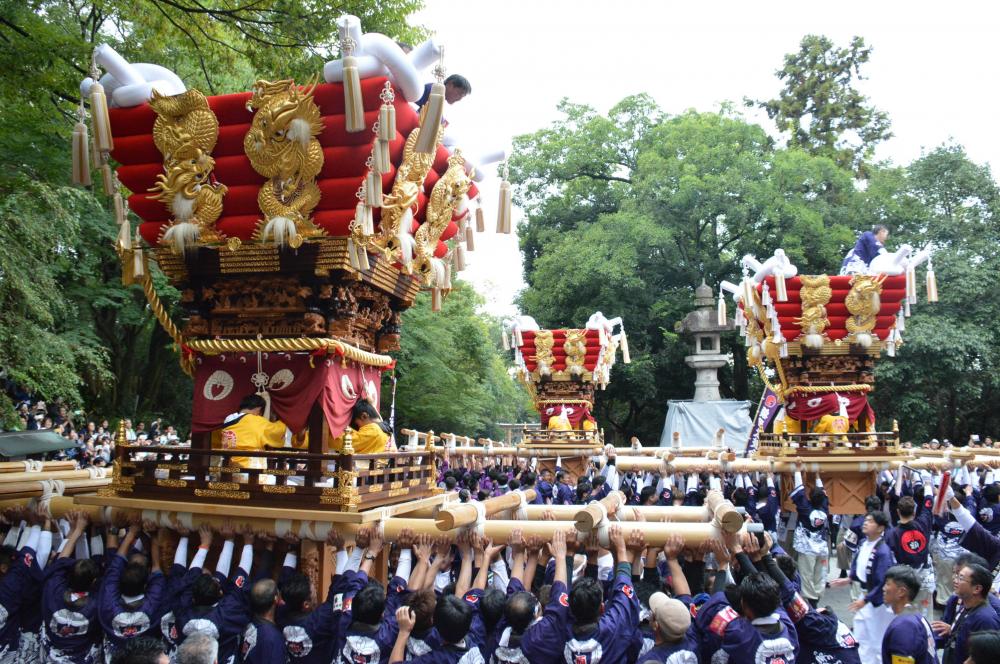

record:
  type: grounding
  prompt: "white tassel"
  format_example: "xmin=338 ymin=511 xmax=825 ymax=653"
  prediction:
xmin=378 ymin=102 xmax=396 ymax=142
xmin=261 ymin=216 xmax=299 ymax=247
xmin=775 ymin=271 xmax=788 ymax=302
xmin=896 ymin=311 xmax=905 ymax=332
xmin=779 ymin=341 xmax=788 ymax=358
xmin=514 ymin=327 xmax=524 ymax=347
xmin=501 ymin=326 xmax=510 ymax=351
xmin=346 ymin=237 xmax=360 ymax=270
xmin=443 ymin=262 xmax=452 ymax=290
xmin=904 ymin=299 xmax=911 ymax=317
xmin=365 ymin=171 xmax=382 ymax=207
xmin=742 ymin=276 xmax=755 ymax=309
xmin=926 ymin=263 xmax=939 ymax=303
xmin=89 ymin=82 xmax=113 ymax=153
xmin=431 ymin=287 xmax=442 ymax=312
xmin=113 ymin=192 xmax=126 ymax=225
xmin=71 ymin=121 xmax=91 ymax=186
xmin=455 ymin=245 xmax=466 ymax=271
xmin=342 ymin=55 xmax=365 ymax=133
xmin=374 ymin=140 xmax=391 ymax=175
xmin=619 ymin=332 xmax=631 ymax=364
xmin=117 ymin=220 xmax=132 ymax=251
xmin=132 ymin=248 xmax=146 ymax=282
xmin=415 ymin=83 xmax=445 ymax=154
xmin=717 ymin=292 xmax=727 ymax=326
xmin=465 ymin=224 xmax=475 ymax=251
xmin=357 ymin=246 xmax=370 ymax=271
xmin=161 ymin=222 xmax=199 ymax=255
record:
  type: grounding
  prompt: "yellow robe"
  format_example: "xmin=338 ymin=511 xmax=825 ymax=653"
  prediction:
xmin=217 ymin=413 xmax=288 ymax=468
xmin=330 ymin=422 xmax=389 ymax=454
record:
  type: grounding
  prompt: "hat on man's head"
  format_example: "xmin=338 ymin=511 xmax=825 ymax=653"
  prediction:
xmin=648 ymin=592 xmax=690 ymax=642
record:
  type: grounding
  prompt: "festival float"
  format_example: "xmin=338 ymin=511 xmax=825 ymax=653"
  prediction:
xmin=504 ymin=312 xmax=630 ymax=479
xmin=712 ymin=246 xmax=945 ymax=512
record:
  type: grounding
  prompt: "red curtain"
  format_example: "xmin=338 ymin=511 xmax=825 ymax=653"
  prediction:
xmin=540 ymin=403 xmax=593 ymax=428
xmin=785 ymin=392 xmax=875 ymax=426
xmin=191 ymin=353 xmax=381 ymax=436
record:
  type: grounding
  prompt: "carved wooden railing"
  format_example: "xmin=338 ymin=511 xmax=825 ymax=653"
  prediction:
xmin=756 ymin=430 xmax=901 ymax=457
xmin=103 ymin=442 xmax=439 ymax=512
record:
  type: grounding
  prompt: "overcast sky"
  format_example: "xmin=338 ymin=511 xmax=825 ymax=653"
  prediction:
xmin=409 ymin=0 xmax=1000 ymax=317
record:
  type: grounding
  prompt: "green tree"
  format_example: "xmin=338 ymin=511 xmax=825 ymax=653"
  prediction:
xmin=751 ymin=35 xmax=892 ymax=178
xmin=511 ymin=102 xmax=863 ymax=442
xmin=393 ymin=283 xmax=533 ymax=439
xmin=872 ymin=145 xmax=1000 ymax=442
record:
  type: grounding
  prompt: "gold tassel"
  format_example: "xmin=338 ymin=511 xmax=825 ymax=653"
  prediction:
xmin=378 ymin=102 xmax=396 ymax=142
xmin=121 ymin=249 xmax=134 ymax=285
xmin=415 ymin=83 xmax=445 ymax=154
xmin=717 ymin=292 xmax=727 ymax=326
xmin=89 ymin=82 xmax=113 ymax=153
xmin=475 ymin=201 xmax=485 ymax=233
xmin=906 ymin=266 xmax=917 ymax=304
xmin=465 ymin=224 xmax=475 ymax=251
xmin=775 ymin=271 xmax=787 ymax=302
xmin=742 ymin=276 xmax=755 ymax=309
xmin=926 ymin=263 xmax=939 ymax=303
xmin=365 ymin=171 xmax=382 ymax=207
xmin=100 ymin=164 xmax=114 ymax=196
xmin=431 ymin=287 xmax=442 ymax=312
xmin=71 ymin=119 xmax=91 ymax=186
xmin=514 ymin=327 xmax=524 ymax=347
xmin=343 ymin=55 xmax=365 ymax=133
xmin=619 ymin=332 xmax=631 ymax=364
xmin=496 ymin=180 xmax=512 ymax=233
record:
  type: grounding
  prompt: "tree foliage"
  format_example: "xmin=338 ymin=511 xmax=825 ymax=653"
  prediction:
xmin=750 ymin=35 xmax=892 ymax=178
xmin=513 ymin=88 xmax=1000 ymax=445
xmin=393 ymin=284 xmax=533 ymax=439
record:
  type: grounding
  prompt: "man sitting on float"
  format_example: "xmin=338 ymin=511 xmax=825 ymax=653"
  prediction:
xmin=330 ymin=399 xmax=390 ymax=453
xmin=216 ymin=394 xmax=289 ymax=469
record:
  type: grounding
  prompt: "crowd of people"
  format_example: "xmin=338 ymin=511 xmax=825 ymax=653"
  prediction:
xmin=2 ymin=448 xmax=1000 ymax=663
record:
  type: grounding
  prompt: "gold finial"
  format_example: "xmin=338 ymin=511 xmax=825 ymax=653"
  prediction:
xmin=116 ymin=419 xmax=127 ymax=447
xmin=343 ymin=429 xmax=355 ymax=456
xmin=425 ymin=430 xmax=435 ymax=452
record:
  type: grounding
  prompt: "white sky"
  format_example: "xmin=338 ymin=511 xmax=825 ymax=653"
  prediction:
xmin=411 ymin=0 xmax=1000 ymax=316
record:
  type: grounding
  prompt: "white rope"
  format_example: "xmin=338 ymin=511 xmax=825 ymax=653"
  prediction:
xmin=87 ymin=466 xmax=107 ymax=479
xmin=472 ymin=501 xmax=486 ymax=537
xmin=514 ymin=490 xmax=528 ymax=521
xmin=22 ymin=460 xmax=43 ymax=472
xmin=38 ymin=479 xmax=66 ymax=516
xmin=590 ymin=500 xmax=610 ymax=548
xmin=274 ymin=519 xmax=293 ymax=538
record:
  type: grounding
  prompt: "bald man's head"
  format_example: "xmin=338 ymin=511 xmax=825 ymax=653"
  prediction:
xmin=250 ymin=578 xmax=279 ymax=616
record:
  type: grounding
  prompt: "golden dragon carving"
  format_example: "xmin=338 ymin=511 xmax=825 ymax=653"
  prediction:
xmin=533 ymin=330 xmax=556 ymax=377
xmin=794 ymin=275 xmax=832 ymax=348
xmin=412 ymin=152 xmax=471 ymax=284
xmin=244 ymin=78 xmax=324 ymax=246
xmin=564 ymin=329 xmax=588 ymax=377
xmin=845 ymin=274 xmax=885 ymax=346
xmin=147 ymin=89 xmax=227 ymax=249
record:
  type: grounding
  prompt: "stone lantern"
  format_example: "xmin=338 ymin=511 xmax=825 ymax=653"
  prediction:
xmin=677 ymin=281 xmax=733 ymax=401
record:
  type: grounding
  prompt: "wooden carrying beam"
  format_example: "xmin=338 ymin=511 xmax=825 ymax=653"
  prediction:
xmin=58 ymin=496 xmax=744 ymax=546
xmin=435 ymin=490 xmax=538 ymax=530
xmin=573 ymin=490 xmax=743 ymax=534
xmin=0 ymin=461 xmax=77 ymax=473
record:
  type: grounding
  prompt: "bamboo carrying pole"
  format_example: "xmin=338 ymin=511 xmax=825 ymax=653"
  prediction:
xmin=0 ymin=469 xmax=109 ymax=483
xmin=0 ymin=461 xmax=77 ymax=473
xmin=435 ymin=489 xmax=537 ymax=530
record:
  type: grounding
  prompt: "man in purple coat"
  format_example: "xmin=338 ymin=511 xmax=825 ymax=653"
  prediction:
xmin=882 ymin=564 xmax=939 ymax=664
xmin=43 ymin=512 xmax=103 ymax=664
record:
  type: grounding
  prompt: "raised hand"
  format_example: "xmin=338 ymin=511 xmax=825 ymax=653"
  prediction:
xmin=549 ymin=529 xmax=567 ymax=558
xmin=663 ymin=534 xmax=684 ymax=559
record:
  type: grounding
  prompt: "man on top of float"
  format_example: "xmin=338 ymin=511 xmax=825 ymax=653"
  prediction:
xmin=219 ymin=393 xmax=288 ymax=469
xmin=841 ymin=224 xmax=889 ymax=274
